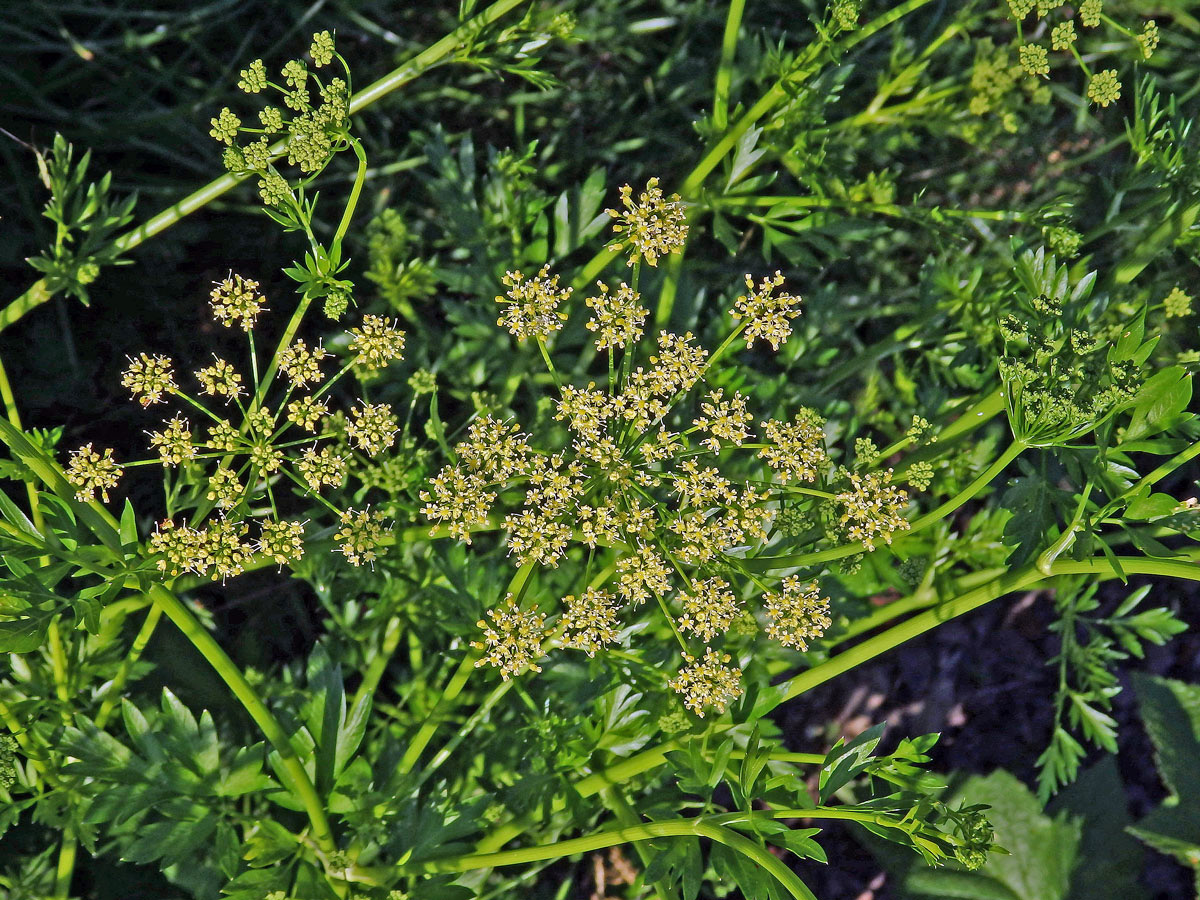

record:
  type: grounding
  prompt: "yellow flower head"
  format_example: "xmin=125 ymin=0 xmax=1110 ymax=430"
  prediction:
xmin=472 ymin=595 xmax=548 ymax=679
xmin=606 ymin=177 xmax=688 ymax=267
xmin=122 ymin=353 xmax=177 ymax=407
xmin=65 ymin=444 xmax=122 ymax=503
xmin=210 ymin=273 xmax=267 ymax=330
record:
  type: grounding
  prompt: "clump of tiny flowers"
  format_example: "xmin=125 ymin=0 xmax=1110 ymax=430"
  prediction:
xmin=669 ymin=648 xmax=743 ymax=716
xmin=216 ymin=31 xmax=352 ymax=201
xmin=606 ymin=177 xmax=688 ymax=267
xmin=427 ymin=181 xmax=922 ymax=714
xmin=731 ymin=271 xmax=803 ymax=350
xmin=496 ymin=266 xmax=571 ymax=341
xmin=69 ymin=274 xmax=407 ymax=578
xmin=1164 ymin=287 xmax=1192 ymax=319
xmin=473 ymin=596 xmax=549 ymax=679
xmin=65 ymin=444 xmax=122 ymax=502
xmin=764 ymin=577 xmax=832 ymax=650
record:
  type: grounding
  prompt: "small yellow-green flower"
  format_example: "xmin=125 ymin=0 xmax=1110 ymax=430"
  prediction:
xmin=473 ymin=595 xmax=548 ymax=679
xmin=278 ymin=340 xmax=329 ymax=387
xmin=195 ymin=357 xmax=244 ymax=401
xmin=1087 ymin=69 xmax=1122 ymax=108
xmin=258 ymin=519 xmax=306 ymax=565
xmin=310 ymin=31 xmax=335 ymax=67
xmin=210 ymin=273 xmax=267 ymax=330
xmin=259 ymin=106 xmax=285 ymax=132
xmin=209 ymin=108 xmax=241 ymax=145
xmin=1007 ymin=0 xmax=1034 ymax=20
xmin=1051 ymin=21 xmax=1076 ymax=51
xmin=1137 ymin=21 xmax=1160 ymax=59
xmin=148 ymin=415 xmax=194 ymax=467
xmin=122 ymin=353 xmax=177 ymax=406
xmin=1019 ymin=44 xmax=1049 ymax=78
xmin=1080 ymin=0 xmax=1102 ymax=28
xmin=606 ymin=178 xmax=688 ymax=268
xmin=237 ymin=59 xmax=267 ymax=93
xmin=335 ymin=508 xmax=387 ymax=566
xmin=349 ymin=315 xmax=407 ymax=369
xmin=346 ymin=403 xmax=398 ymax=455
xmin=1165 ymin=287 xmax=1192 ymax=319
xmin=65 ymin=444 xmax=122 ymax=503
xmin=297 ymin=445 xmax=346 ymax=490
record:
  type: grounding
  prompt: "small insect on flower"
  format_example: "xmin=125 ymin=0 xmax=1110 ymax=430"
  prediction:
xmin=731 ymin=271 xmax=803 ymax=351
xmin=496 ymin=265 xmax=571 ymax=340
xmin=210 ymin=273 xmax=267 ymax=330
xmin=473 ymin=595 xmax=549 ymax=679
xmin=65 ymin=444 xmax=122 ymax=503
xmin=349 ymin=314 xmax=407 ymax=369
xmin=122 ymin=353 xmax=177 ymax=406
xmin=669 ymin=648 xmax=743 ymax=717
xmin=606 ymin=177 xmax=688 ymax=267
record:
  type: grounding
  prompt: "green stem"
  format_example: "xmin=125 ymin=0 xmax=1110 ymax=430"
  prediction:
xmin=146 ymin=584 xmax=337 ymax=858
xmin=348 ymin=616 xmax=403 ymax=713
xmin=571 ymin=0 xmax=938 ymax=295
xmin=404 ymin=817 xmax=816 ymax=900
xmin=95 ymin=605 xmax=164 ymax=728
xmin=712 ymin=0 xmax=747 ymax=132
xmin=331 ymin=138 xmax=368 ymax=254
xmin=53 ymin=837 xmax=76 ymax=900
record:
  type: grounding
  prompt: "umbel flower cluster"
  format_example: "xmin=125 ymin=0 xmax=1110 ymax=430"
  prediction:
xmin=65 ymin=274 xmax=407 ymax=579
xmin=424 ymin=181 xmax=919 ymax=716
xmin=213 ymin=31 xmax=351 ymax=201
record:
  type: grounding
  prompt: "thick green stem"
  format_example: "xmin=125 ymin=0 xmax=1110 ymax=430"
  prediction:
xmin=404 ymin=817 xmax=817 ymax=900
xmin=712 ymin=0 xmax=747 ymax=132
xmin=146 ymin=584 xmax=336 ymax=858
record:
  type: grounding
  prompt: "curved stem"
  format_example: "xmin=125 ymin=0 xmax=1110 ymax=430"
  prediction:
xmin=405 ymin=817 xmax=817 ymax=899
xmin=146 ymin=584 xmax=336 ymax=858
xmin=712 ymin=0 xmax=747 ymax=132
